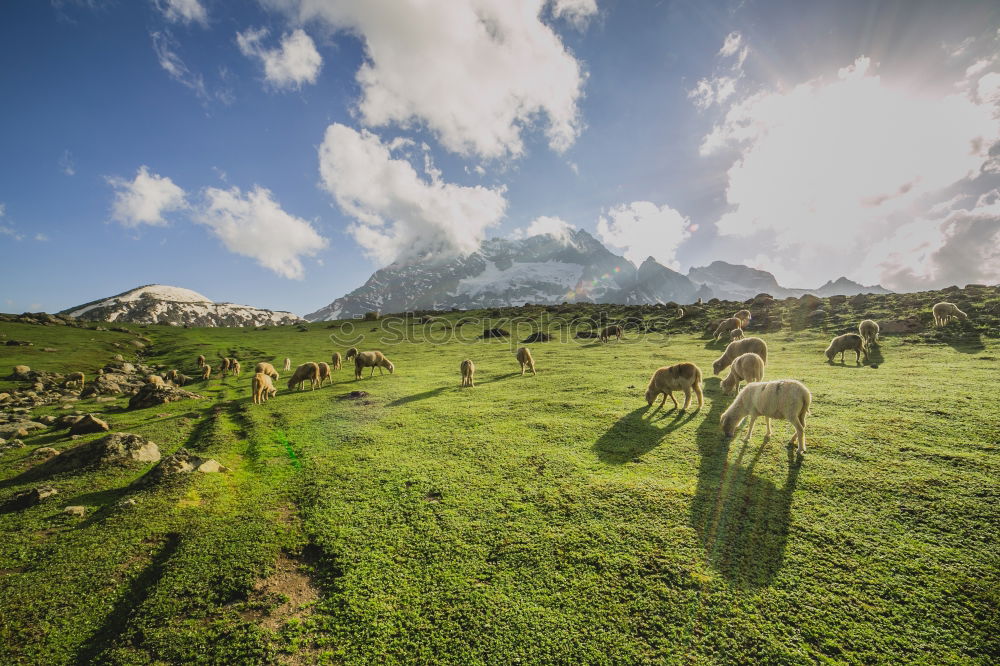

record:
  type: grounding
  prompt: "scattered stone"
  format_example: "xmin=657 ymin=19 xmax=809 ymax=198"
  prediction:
xmin=95 ymin=396 xmax=117 ymax=403
xmin=68 ymin=414 xmax=110 ymax=436
xmin=12 ymin=365 xmax=31 ymax=380
xmin=828 ymin=295 xmax=847 ymax=306
xmin=196 ymin=459 xmax=228 ymax=474
xmin=4 ymin=486 xmax=59 ymax=511
xmin=139 ymin=447 xmax=226 ymax=485
xmin=64 ymin=505 xmax=86 ymax=517
xmin=40 ymin=433 xmax=160 ymax=472
xmin=38 ymin=415 xmax=57 ymax=426
xmin=32 ymin=447 xmax=60 ymax=459
xmin=0 ymin=393 xmax=10 ymax=403
xmin=42 ymin=347 xmax=58 ymax=352
xmin=127 ymin=383 xmax=203 ymax=410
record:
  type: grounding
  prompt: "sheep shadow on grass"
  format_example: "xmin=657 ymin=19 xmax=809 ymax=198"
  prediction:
xmin=593 ymin=405 xmax=697 ymax=464
xmin=689 ymin=383 xmax=801 ymax=587
xmin=386 ymin=386 xmax=449 ymax=406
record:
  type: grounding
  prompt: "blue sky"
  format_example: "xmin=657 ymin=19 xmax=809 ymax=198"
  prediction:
xmin=2 ymin=0 xmax=999 ymax=316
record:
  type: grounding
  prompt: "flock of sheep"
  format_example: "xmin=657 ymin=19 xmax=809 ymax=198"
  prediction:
xmin=176 ymin=301 xmax=970 ymax=455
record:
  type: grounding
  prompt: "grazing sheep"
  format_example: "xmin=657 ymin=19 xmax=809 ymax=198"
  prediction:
xmin=354 ymin=351 xmax=394 ymax=380
xmin=165 ymin=369 xmax=180 ymax=383
xmin=201 ymin=365 xmax=211 ymax=381
xmin=220 ymin=358 xmax=231 ymax=374
xmin=175 ymin=373 xmax=191 ymax=386
xmin=825 ymin=333 xmax=867 ymax=364
xmin=230 ymin=360 xmax=241 ymax=377
xmin=645 ymin=362 xmax=704 ymax=410
xmin=317 ymin=362 xmax=332 ymax=387
xmin=676 ymin=307 xmax=684 ymax=319
xmin=599 ymin=325 xmax=623 ymax=343
xmin=331 ymin=352 xmax=342 ymax=371
xmin=65 ymin=371 xmax=85 ymax=391
xmin=460 ymin=359 xmax=475 ymax=387
xmin=197 ymin=355 xmax=206 ymax=368
xmin=516 ymin=347 xmax=536 ymax=376
xmin=283 ymin=357 xmax=292 ymax=371
xmin=858 ymin=319 xmax=879 ymax=348
xmin=254 ymin=362 xmax=279 ymax=381
xmin=720 ymin=379 xmax=812 ymax=454
xmin=721 ymin=353 xmax=765 ymax=395
xmin=713 ymin=317 xmax=744 ymax=341
xmin=345 ymin=347 xmax=359 ymax=360
xmin=147 ymin=374 xmax=166 ymax=387
xmin=730 ymin=328 xmax=745 ymax=342
xmin=932 ymin=302 xmax=968 ymax=326
xmin=713 ymin=337 xmax=768 ymax=375
xmin=252 ymin=372 xmax=277 ymax=404
xmin=733 ymin=309 xmax=752 ymax=327
xmin=288 ymin=362 xmax=321 ymax=391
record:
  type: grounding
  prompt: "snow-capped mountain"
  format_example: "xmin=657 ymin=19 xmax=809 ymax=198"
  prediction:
xmin=686 ymin=261 xmax=890 ymax=301
xmin=61 ymin=285 xmax=303 ymax=327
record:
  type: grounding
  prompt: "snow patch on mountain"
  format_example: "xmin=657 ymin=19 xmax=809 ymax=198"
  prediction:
xmin=455 ymin=261 xmax=584 ymax=299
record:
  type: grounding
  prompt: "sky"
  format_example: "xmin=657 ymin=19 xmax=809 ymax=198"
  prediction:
xmin=1 ymin=0 xmax=999 ymax=316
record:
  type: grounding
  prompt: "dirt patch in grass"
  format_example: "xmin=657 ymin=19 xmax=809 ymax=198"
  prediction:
xmin=244 ymin=552 xmax=320 ymax=632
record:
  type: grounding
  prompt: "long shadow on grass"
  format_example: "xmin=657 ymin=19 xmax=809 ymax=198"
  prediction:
xmin=72 ymin=532 xmax=181 ymax=664
xmin=593 ymin=406 xmax=697 ymax=464
xmin=689 ymin=381 xmax=801 ymax=587
xmin=387 ymin=386 xmax=449 ymax=406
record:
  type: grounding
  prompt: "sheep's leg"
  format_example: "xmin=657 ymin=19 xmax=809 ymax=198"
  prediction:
xmin=659 ymin=392 xmax=667 ymax=408
xmin=669 ymin=392 xmax=679 ymax=408
xmin=681 ymin=388 xmax=691 ymax=410
xmin=520 ymin=364 xmax=525 ymax=376
xmin=743 ymin=415 xmax=757 ymax=443
xmin=531 ymin=365 xmax=536 ymax=376
xmin=763 ymin=417 xmax=773 ymax=439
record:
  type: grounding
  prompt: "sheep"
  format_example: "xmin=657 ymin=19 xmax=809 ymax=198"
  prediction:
xmin=599 ymin=325 xmax=623 ymax=343
xmin=713 ymin=317 xmax=744 ymax=341
xmin=165 ymin=369 xmax=180 ymax=383
xmin=288 ymin=362 xmax=321 ymax=391
xmin=516 ymin=347 xmax=536 ymax=376
xmin=230 ymin=360 xmax=241 ymax=377
xmin=317 ymin=361 xmax=332 ymax=387
xmin=147 ymin=374 xmax=166 ymax=387
xmin=197 ymin=355 xmax=206 ymax=368
xmin=252 ymin=372 xmax=277 ymax=404
xmin=645 ymin=362 xmax=703 ymax=410
xmin=730 ymin=328 xmax=745 ymax=342
xmin=720 ymin=352 xmax=765 ymax=395
xmin=713 ymin=337 xmax=768 ymax=375
xmin=720 ymin=379 xmax=812 ymax=455
xmin=825 ymin=333 xmax=867 ymax=364
xmin=733 ymin=309 xmax=752 ymax=327
xmin=676 ymin=307 xmax=684 ymax=319
xmin=254 ymin=362 xmax=279 ymax=381
xmin=460 ymin=359 xmax=475 ymax=387
xmin=65 ymin=371 xmax=85 ymax=391
xmin=331 ymin=352 xmax=342 ymax=371
xmin=858 ymin=319 xmax=879 ymax=348
xmin=283 ymin=357 xmax=292 ymax=371
xmin=932 ymin=302 xmax=968 ymax=326
xmin=354 ymin=351 xmax=394 ymax=380
xmin=201 ymin=365 xmax=211 ymax=381
xmin=220 ymin=358 xmax=231 ymax=374
xmin=345 ymin=347 xmax=359 ymax=360
xmin=175 ymin=373 xmax=191 ymax=386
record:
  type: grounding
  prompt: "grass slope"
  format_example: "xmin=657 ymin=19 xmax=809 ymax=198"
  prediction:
xmin=1 ymin=292 xmax=998 ymax=664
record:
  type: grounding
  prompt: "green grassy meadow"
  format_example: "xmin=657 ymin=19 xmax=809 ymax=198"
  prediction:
xmin=1 ymin=300 xmax=998 ymax=664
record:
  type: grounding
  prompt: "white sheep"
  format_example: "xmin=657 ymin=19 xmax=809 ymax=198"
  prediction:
xmin=201 ymin=365 xmax=211 ymax=381
xmin=288 ymin=362 xmax=321 ymax=391
xmin=254 ymin=362 xmax=279 ymax=381
xmin=858 ymin=320 xmax=879 ymax=348
xmin=460 ymin=359 xmax=475 ymax=387
xmin=645 ymin=362 xmax=703 ymax=410
xmin=721 ymin=352 xmax=765 ymax=395
xmin=197 ymin=355 xmax=206 ymax=368
xmin=712 ymin=337 xmax=768 ymax=375
xmin=317 ymin=361 xmax=332 ymax=387
xmin=825 ymin=333 xmax=867 ymax=364
xmin=252 ymin=372 xmax=277 ymax=404
xmin=713 ymin=317 xmax=744 ymax=341
xmin=230 ymin=359 xmax=241 ymax=377
xmin=147 ymin=374 xmax=166 ymax=387
xmin=733 ymin=309 xmax=752 ymax=327
xmin=720 ymin=379 xmax=812 ymax=454
xmin=932 ymin=302 xmax=968 ymax=326
xmin=354 ymin=351 xmax=394 ymax=380
xmin=516 ymin=347 xmax=536 ymax=376
xmin=283 ymin=357 xmax=292 ymax=371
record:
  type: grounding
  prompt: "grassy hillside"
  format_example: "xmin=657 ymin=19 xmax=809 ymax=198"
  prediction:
xmin=1 ymin=288 xmax=998 ymax=664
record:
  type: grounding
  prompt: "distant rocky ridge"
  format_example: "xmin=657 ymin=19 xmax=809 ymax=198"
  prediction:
xmin=306 ymin=230 xmax=890 ymax=321
xmin=59 ymin=285 xmax=303 ymax=327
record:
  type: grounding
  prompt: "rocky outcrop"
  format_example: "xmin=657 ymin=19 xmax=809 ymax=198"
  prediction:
xmin=128 ymin=384 xmax=204 ymax=410
xmin=138 ymin=448 xmax=227 ymax=486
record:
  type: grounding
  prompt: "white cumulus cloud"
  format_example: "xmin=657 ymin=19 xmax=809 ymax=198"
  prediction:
xmin=596 ymin=201 xmax=692 ymax=269
xmin=155 ymin=0 xmax=207 ymax=25
xmin=689 ymin=31 xmax=747 ymax=110
xmin=196 ymin=185 xmax=327 ymax=279
xmin=511 ymin=215 xmax=577 ymax=243
xmin=266 ymin=0 xmax=588 ymax=159
xmin=550 ymin=0 xmax=598 ymax=30
xmin=318 ymin=123 xmax=508 ymax=266
xmin=107 ymin=166 xmax=187 ymax=227
xmin=237 ymin=27 xmax=322 ymax=90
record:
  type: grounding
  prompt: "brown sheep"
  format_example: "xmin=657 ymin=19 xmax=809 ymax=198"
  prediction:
xmin=825 ymin=333 xmax=867 ymax=364
xmin=201 ymin=365 xmax=211 ymax=380
xmin=331 ymin=352 xmax=342 ymax=371
xmin=645 ymin=362 xmax=704 ymax=410
xmin=165 ymin=369 xmax=180 ymax=383
xmin=713 ymin=337 xmax=768 ymax=375
xmin=460 ymin=359 xmax=475 ymax=387
xmin=254 ymin=362 xmax=279 ymax=381
xmin=516 ymin=347 xmax=536 ymax=376
xmin=220 ymin=358 xmax=231 ymax=374
xmin=317 ymin=361 xmax=332 ymax=387
xmin=720 ymin=352 xmax=765 ymax=395
xmin=599 ymin=325 xmax=623 ymax=343
xmin=932 ymin=302 xmax=968 ymax=326
xmin=733 ymin=309 xmax=752 ymax=327
xmin=197 ymin=355 xmax=206 ymax=368
xmin=288 ymin=362 xmax=321 ymax=391
xmin=713 ymin=317 xmax=744 ymax=341
xmin=721 ymin=379 xmax=811 ymax=455
xmin=730 ymin=328 xmax=745 ymax=342
xmin=147 ymin=374 xmax=166 ymax=387
xmin=858 ymin=320 xmax=879 ymax=348
xmin=345 ymin=347 xmax=359 ymax=360
xmin=65 ymin=371 xmax=85 ymax=391
xmin=252 ymin=372 xmax=276 ymax=404
xmin=283 ymin=357 xmax=292 ymax=371
xmin=354 ymin=351 xmax=394 ymax=380
xmin=230 ymin=360 xmax=241 ymax=377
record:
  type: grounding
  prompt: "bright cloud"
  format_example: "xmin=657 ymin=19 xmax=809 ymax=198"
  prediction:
xmin=689 ymin=31 xmax=746 ymax=110
xmin=237 ymin=28 xmax=322 ymax=90
xmin=107 ymin=166 xmax=187 ymax=227
xmin=550 ymin=0 xmax=598 ymax=30
xmin=155 ymin=0 xmax=207 ymax=25
xmin=269 ymin=0 xmax=588 ymax=159
xmin=700 ymin=55 xmax=1000 ymax=287
xmin=719 ymin=31 xmax=742 ymax=57
xmin=196 ymin=185 xmax=327 ymax=279
xmin=596 ymin=201 xmax=691 ymax=269
xmin=511 ymin=215 xmax=577 ymax=243
xmin=317 ymin=123 xmax=508 ymax=265
xmin=151 ymin=31 xmax=207 ymax=98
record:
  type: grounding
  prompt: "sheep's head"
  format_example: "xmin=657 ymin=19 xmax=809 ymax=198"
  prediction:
xmin=719 ymin=409 xmax=742 ymax=438
xmin=645 ymin=386 xmax=657 ymax=406
xmin=384 ymin=360 xmax=395 ymax=374
xmin=957 ymin=309 xmax=968 ymax=319
xmin=712 ymin=359 xmax=724 ymax=375
xmin=824 ymin=347 xmax=835 ymax=361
